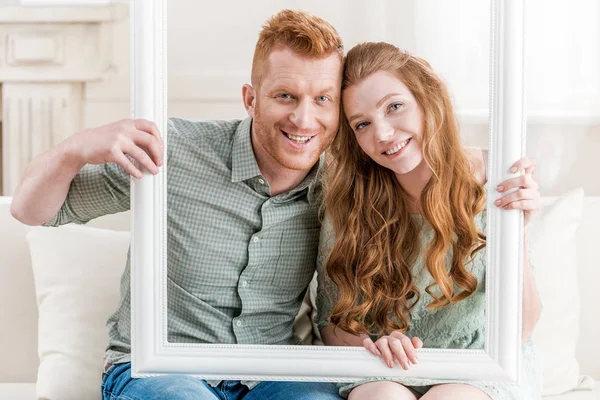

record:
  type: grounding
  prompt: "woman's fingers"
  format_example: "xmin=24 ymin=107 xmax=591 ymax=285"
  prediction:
xmin=494 ymin=188 xmax=539 ymax=210
xmin=388 ymin=337 xmax=411 ymax=370
xmin=362 ymin=337 xmax=381 ymax=356
xmin=390 ymin=331 xmax=418 ymax=366
xmin=496 ymin=174 xmax=538 ymax=193
xmin=411 ymin=336 xmax=423 ymax=350
xmin=370 ymin=333 xmax=422 ymax=370
xmin=509 ymin=157 xmax=536 ymax=175
xmin=374 ymin=338 xmax=395 ymax=368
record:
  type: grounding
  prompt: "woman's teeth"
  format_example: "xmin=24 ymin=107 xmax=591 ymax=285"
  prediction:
xmin=385 ymin=138 xmax=411 ymax=155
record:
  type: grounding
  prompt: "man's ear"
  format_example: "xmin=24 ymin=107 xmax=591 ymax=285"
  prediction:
xmin=242 ymin=84 xmax=256 ymax=118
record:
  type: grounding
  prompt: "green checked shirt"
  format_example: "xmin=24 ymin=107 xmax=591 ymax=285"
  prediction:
xmin=44 ymin=117 xmax=323 ymax=387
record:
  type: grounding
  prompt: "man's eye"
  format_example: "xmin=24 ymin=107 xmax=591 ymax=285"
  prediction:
xmin=278 ymin=94 xmax=291 ymax=99
xmin=355 ymin=121 xmax=369 ymax=130
xmin=317 ymin=96 xmax=329 ymax=102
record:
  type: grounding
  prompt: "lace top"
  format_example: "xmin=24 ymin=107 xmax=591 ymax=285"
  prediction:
xmin=316 ymin=210 xmax=542 ymax=399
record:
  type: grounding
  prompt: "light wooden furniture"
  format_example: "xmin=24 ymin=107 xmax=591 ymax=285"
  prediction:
xmin=0 ymin=4 xmax=126 ymax=195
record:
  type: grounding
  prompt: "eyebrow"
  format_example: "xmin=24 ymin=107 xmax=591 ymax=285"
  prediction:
xmin=376 ymin=93 xmax=402 ymax=109
xmin=320 ymin=86 xmax=338 ymax=96
xmin=269 ymin=85 xmax=338 ymax=97
xmin=348 ymin=92 xmax=403 ymax=124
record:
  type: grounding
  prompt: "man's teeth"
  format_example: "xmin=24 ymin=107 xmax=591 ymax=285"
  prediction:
xmin=286 ymin=133 xmax=313 ymax=143
xmin=385 ymin=139 xmax=410 ymax=155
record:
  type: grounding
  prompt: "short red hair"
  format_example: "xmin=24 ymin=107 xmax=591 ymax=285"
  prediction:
xmin=251 ymin=9 xmax=344 ymax=85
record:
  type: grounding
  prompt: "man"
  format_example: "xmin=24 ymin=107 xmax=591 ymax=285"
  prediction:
xmin=11 ymin=9 xmax=343 ymax=400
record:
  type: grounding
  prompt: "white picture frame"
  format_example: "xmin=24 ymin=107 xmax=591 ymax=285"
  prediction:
xmin=129 ymin=0 xmax=526 ymax=383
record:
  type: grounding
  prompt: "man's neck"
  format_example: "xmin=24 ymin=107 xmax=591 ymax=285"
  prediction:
xmin=251 ymin=140 xmax=312 ymax=196
xmin=259 ymin=162 xmax=311 ymax=196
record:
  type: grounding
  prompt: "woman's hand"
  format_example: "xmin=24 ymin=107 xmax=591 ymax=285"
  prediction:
xmin=363 ymin=331 xmax=423 ymax=370
xmin=495 ymin=157 xmax=541 ymax=225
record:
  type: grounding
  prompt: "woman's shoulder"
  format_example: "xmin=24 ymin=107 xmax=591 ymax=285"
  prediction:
xmin=464 ymin=147 xmax=488 ymax=186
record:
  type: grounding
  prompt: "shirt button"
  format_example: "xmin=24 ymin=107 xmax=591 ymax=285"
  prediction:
xmin=253 ymin=237 xmax=259 ymax=243
xmin=258 ymin=178 xmax=265 ymax=185
xmin=242 ymin=281 xmax=248 ymax=287
xmin=236 ymin=320 xmax=242 ymax=327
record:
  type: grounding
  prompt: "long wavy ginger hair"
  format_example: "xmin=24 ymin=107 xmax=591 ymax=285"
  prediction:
xmin=323 ymin=42 xmax=486 ymax=337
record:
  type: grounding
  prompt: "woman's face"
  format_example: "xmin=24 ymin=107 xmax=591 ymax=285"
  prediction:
xmin=343 ymin=70 xmax=425 ymax=176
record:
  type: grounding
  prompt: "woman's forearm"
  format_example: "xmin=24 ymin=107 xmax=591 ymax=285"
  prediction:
xmin=321 ymin=325 xmax=367 ymax=346
xmin=521 ymin=230 xmax=542 ymax=342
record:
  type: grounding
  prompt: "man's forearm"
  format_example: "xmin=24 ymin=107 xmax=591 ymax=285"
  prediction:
xmin=10 ymin=139 xmax=85 ymax=226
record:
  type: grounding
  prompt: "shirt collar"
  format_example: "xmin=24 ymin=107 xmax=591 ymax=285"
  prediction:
xmin=300 ymin=155 xmax=324 ymax=206
xmin=231 ymin=118 xmax=262 ymax=183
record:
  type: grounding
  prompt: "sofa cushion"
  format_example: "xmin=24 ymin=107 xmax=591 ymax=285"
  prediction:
xmin=0 ymin=198 xmax=39 ymax=383
xmin=26 ymin=224 xmax=130 ymax=400
xmin=530 ymin=188 xmax=591 ymax=395
xmin=0 ymin=383 xmax=36 ymax=400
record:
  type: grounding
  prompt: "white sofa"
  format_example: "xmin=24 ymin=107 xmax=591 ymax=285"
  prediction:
xmin=0 ymin=191 xmax=598 ymax=400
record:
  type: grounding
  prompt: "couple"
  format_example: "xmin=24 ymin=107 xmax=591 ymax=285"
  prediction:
xmin=10 ymin=9 xmax=542 ymax=400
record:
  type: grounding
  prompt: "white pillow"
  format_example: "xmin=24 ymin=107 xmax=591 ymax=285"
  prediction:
xmin=26 ymin=224 xmax=130 ymax=400
xmin=529 ymin=188 xmax=591 ymax=395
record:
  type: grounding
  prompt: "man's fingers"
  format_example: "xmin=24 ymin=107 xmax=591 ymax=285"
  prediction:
xmin=133 ymin=130 xmax=164 ymax=167
xmin=124 ymin=143 xmax=159 ymax=175
xmin=112 ymin=151 xmax=143 ymax=179
xmin=133 ymin=118 xmax=163 ymax=144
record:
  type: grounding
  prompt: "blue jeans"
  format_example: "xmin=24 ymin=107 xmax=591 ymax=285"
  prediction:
xmin=101 ymin=362 xmax=342 ymax=400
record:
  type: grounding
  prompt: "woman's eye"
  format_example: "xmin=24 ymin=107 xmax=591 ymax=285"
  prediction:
xmin=389 ymin=102 xmax=403 ymax=111
xmin=355 ymin=121 xmax=369 ymax=130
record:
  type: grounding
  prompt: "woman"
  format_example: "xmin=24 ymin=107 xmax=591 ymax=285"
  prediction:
xmin=316 ymin=42 xmax=542 ymax=399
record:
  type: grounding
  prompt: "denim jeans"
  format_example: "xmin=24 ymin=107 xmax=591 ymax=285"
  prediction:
xmin=101 ymin=362 xmax=342 ymax=400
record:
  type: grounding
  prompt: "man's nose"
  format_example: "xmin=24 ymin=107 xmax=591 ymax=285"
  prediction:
xmin=290 ymin=100 xmax=319 ymax=131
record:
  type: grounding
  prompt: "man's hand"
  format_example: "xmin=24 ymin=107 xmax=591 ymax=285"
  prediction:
xmin=67 ymin=119 xmax=164 ymax=179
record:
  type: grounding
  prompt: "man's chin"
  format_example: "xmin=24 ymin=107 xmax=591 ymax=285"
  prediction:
xmin=279 ymin=162 xmax=316 ymax=172
xmin=277 ymin=155 xmax=319 ymax=172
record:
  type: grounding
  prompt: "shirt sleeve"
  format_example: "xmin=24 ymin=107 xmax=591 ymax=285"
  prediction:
xmin=315 ymin=215 xmax=341 ymax=332
xmin=42 ymin=118 xmax=179 ymax=227
xmin=42 ymin=161 xmax=131 ymax=227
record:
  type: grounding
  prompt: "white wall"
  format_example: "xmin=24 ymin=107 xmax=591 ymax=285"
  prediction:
xmin=83 ymin=0 xmax=600 ymax=196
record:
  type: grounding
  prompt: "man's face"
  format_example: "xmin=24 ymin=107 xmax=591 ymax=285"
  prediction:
xmin=248 ymin=47 xmax=342 ymax=173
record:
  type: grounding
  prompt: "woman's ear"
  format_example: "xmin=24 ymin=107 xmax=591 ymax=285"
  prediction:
xmin=242 ymin=84 xmax=256 ymax=118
